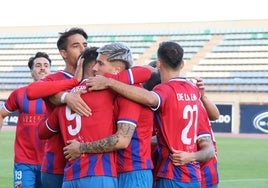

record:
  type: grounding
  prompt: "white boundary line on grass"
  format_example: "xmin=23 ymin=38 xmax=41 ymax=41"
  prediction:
xmin=220 ymin=178 xmax=268 ymax=182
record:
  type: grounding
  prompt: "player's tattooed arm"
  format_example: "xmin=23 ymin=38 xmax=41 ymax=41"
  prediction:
xmin=64 ymin=122 xmax=135 ymax=161
xmin=80 ymin=123 xmax=135 ymax=153
xmin=79 ymin=134 xmax=119 ymax=154
xmin=170 ymin=135 xmax=215 ymax=165
xmin=195 ymin=135 xmax=215 ymax=162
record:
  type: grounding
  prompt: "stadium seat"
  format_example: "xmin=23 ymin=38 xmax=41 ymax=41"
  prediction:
xmin=1 ymin=26 xmax=268 ymax=93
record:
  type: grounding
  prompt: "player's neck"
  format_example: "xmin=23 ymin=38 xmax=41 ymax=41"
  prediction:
xmin=161 ymin=70 xmax=180 ymax=83
xmin=64 ymin=64 xmax=76 ymax=75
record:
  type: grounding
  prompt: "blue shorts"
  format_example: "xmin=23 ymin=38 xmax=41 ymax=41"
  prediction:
xmin=62 ymin=176 xmax=118 ymax=188
xmin=118 ymin=170 xmax=153 ymax=188
xmin=155 ymin=178 xmax=201 ymax=188
xmin=206 ymin=185 xmax=218 ymax=188
xmin=14 ymin=163 xmax=42 ymax=188
xmin=41 ymin=172 xmax=63 ymax=188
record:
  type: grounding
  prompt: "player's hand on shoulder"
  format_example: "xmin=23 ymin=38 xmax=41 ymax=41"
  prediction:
xmin=86 ymin=75 xmax=109 ymax=91
xmin=65 ymin=92 xmax=92 ymax=116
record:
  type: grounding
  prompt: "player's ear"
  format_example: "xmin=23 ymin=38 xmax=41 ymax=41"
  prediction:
xmin=156 ymin=59 xmax=161 ymax=70
xmin=30 ymin=69 xmax=34 ymax=78
xmin=115 ymin=64 xmax=124 ymax=73
xmin=60 ymin=49 xmax=67 ymax=60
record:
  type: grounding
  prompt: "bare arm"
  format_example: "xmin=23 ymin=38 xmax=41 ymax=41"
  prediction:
xmin=0 ymin=107 xmax=10 ymax=131
xmin=48 ymin=92 xmax=64 ymax=105
xmin=87 ymin=75 xmax=159 ymax=108
xmin=63 ymin=122 xmax=135 ymax=161
xmin=195 ymin=78 xmax=220 ymax=121
xmin=195 ymin=135 xmax=215 ymax=162
xmin=201 ymin=95 xmax=219 ymax=121
xmin=169 ymin=135 xmax=215 ymax=165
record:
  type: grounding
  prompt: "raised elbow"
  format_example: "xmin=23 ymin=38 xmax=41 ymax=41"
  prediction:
xmin=209 ymin=111 xmax=220 ymax=121
xmin=209 ymin=114 xmax=219 ymax=121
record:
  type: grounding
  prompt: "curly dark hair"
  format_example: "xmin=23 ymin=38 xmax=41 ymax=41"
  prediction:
xmin=81 ymin=46 xmax=99 ymax=69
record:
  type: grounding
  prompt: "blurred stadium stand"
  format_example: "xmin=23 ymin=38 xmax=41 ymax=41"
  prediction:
xmin=0 ymin=20 xmax=267 ymax=105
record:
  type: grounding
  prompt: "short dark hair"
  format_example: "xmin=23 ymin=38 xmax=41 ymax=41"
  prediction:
xmin=57 ymin=27 xmax=88 ymax=50
xmin=157 ymin=41 xmax=184 ymax=69
xmin=148 ymin=60 xmax=157 ymax=68
xmin=81 ymin=46 xmax=99 ymax=70
xmin=28 ymin=52 xmax=51 ymax=70
xmin=77 ymin=46 xmax=99 ymax=78
xmin=142 ymin=61 xmax=161 ymax=90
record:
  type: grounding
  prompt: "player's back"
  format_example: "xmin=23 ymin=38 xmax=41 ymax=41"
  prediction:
xmin=154 ymin=78 xmax=202 ymax=151
xmin=153 ymin=78 xmax=210 ymax=183
xmin=56 ymin=82 xmax=117 ymax=180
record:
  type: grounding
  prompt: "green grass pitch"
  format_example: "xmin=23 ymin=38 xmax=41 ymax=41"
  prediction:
xmin=0 ymin=130 xmax=15 ymax=188
xmin=1 ymin=130 xmax=268 ymax=188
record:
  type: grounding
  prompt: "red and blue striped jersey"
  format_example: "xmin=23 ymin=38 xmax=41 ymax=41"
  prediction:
xmin=152 ymin=78 xmax=211 ymax=183
xmin=115 ymin=86 xmax=154 ymax=173
xmin=4 ymin=86 xmax=45 ymax=165
xmin=46 ymin=85 xmax=117 ymax=180
xmin=39 ymin=71 xmax=74 ymax=174
xmin=38 ymin=67 xmax=152 ymax=175
xmin=40 ymin=67 xmax=152 ymax=180
xmin=200 ymin=127 xmax=219 ymax=188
